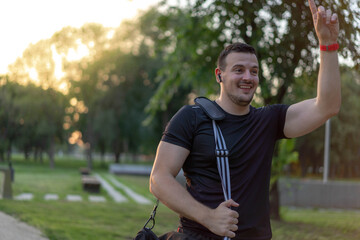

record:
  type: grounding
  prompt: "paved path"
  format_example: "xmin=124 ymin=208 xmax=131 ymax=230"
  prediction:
xmin=107 ymin=175 xmax=152 ymax=204
xmin=94 ymin=174 xmax=128 ymax=203
xmin=0 ymin=211 xmax=48 ymax=240
xmin=12 ymin=173 xmax=151 ymax=204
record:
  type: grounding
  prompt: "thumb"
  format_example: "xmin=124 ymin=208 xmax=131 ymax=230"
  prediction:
xmin=221 ymin=199 xmax=239 ymax=208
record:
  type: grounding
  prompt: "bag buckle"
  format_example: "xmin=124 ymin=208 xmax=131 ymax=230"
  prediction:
xmin=143 ymin=200 xmax=159 ymax=230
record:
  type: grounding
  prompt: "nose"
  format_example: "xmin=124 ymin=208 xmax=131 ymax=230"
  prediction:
xmin=243 ymin=69 xmax=252 ymax=80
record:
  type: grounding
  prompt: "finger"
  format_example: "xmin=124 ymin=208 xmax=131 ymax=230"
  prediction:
xmin=318 ymin=6 xmax=326 ymax=18
xmin=230 ymin=218 xmax=238 ymax=225
xmin=331 ymin=13 xmax=338 ymax=23
xmin=229 ymin=210 xmax=239 ymax=219
xmin=229 ymin=224 xmax=238 ymax=232
xmin=231 ymin=210 xmax=239 ymax=219
xmin=316 ymin=6 xmax=326 ymax=28
xmin=326 ymin=9 xmax=332 ymax=24
xmin=308 ymin=0 xmax=317 ymax=17
xmin=226 ymin=230 xmax=236 ymax=238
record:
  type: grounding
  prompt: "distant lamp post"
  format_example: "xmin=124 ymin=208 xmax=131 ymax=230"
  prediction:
xmin=323 ymin=119 xmax=331 ymax=183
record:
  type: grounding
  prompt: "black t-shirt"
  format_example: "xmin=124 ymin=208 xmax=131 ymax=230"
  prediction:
xmin=162 ymin=102 xmax=289 ymax=240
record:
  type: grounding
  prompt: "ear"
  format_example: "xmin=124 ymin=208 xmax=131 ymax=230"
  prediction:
xmin=215 ymin=68 xmax=222 ymax=83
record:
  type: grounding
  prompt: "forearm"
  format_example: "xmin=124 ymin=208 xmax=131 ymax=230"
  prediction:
xmin=316 ymin=49 xmax=341 ymax=116
xmin=150 ymin=172 xmax=211 ymax=226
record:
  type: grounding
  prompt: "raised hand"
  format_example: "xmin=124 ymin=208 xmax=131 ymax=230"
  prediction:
xmin=308 ymin=0 xmax=339 ymax=45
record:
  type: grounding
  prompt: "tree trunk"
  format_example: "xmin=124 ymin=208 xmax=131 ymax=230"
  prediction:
xmin=24 ymin=148 xmax=30 ymax=160
xmin=114 ymin=151 xmax=120 ymax=163
xmin=34 ymin=148 xmax=38 ymax=162
xmin=48 ymin=140 xmax=55 ymax=169
xmin=86 ymin=143 xmax=93 ymax=170
xmin=6 ymin=142 xmax=11 ymax=161
xmin=113 ymin=140 xmax=121 ymax=163
xmin=100 ymin=151 xmax=105 ymax=166
xmin=269 ymin=180 xmax=281 ymax=220
xmin=39 ymin=149 xmax=43 ymax=164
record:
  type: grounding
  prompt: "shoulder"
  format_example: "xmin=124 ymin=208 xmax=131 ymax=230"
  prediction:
xmin=251 ymin=104 xmax=289 ymax=116
xmin=252 ymin=104 xmax=290 ymax=139
xmin=171 ymin=105 xmax=199 ymax=121
xmin=162 ymin=105 xmax=207 ymax=150
xmin=249 ymin=104 xmax=289 ymax=129
xmin=166 ymin=105 xmax=204 ymax=132
xmin=171 ymin=104 xmax=209 ymax=121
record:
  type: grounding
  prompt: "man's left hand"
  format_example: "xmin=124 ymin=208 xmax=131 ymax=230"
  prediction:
xmin=308 ymin=0 xmax=340 ymax=45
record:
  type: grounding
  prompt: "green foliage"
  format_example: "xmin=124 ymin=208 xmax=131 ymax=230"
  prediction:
xmin=271 ymin=139 xmax=299 ymax=186
xmin=147 ymin=0 xmax=360 ymax=113
xmin=289 ymin=67 xmax=360 ymax=178
xmin=69 ymin=38 xmax=164 ymax=161
xmin=330 ymin=70 xmax=360 ymax=177
xmin=0 ymin=79 xmax=67 ymax=163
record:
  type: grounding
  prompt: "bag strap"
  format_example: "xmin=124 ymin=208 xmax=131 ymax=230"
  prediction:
xmin=213 ymin=120 xmax=231 ymax=202
xmin=195 ymin=97 xmax=231 ymax=240
xmin=194 ymin=97 xmax=225 ymax=120
xmin=213 ymin=120 xmax=231 ymax=240
xmin=194 ymin=97 xmax=230 ymax=198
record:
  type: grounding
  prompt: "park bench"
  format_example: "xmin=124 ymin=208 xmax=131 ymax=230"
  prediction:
xmin=0 ymin=166 xmax=12 ymax=199
xmin=82 ymin=175 xmax=101 ymax=193
xmin=79 ymin=167 xmax=91 ymax=175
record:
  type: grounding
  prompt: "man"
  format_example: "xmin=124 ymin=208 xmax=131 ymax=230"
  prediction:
xmin=150 ymin=0 xmax=340 ymax=239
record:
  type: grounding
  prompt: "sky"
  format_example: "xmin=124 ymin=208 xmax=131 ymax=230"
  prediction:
xmin=0 ymin=0 xmax=163 ymax=74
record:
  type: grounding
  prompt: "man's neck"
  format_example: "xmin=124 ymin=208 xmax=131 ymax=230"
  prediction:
xmin=215 ymin=97 xmax=250 ymax=116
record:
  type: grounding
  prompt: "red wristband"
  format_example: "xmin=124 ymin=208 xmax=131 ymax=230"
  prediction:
xmin=320 ymin=43 xmax=339 ymax=51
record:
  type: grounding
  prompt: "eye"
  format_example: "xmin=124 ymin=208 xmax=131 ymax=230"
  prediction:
xmin=234 ymin=68 xmax=244 ymax=73
xmin=251 ymin=69 xmax=258 ymax=75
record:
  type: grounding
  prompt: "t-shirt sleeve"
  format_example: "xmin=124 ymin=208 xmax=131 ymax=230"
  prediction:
xmin=161 ymin=105 xmax=196 ymax=150
xmin=274 ymin=104 xmax=290 ymax=139
xmin=264 ymin=104 xmax=290 ymax=140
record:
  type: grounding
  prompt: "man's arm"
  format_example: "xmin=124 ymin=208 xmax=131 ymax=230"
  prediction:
xmin=150 ymin=141 xmax=239 ymax=238
xmin=284 ymin=0 xmax=341 ymax=138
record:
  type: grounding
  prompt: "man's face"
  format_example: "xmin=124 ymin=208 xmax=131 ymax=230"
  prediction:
xmin=219 ymin=52 xmax=259 ymax=107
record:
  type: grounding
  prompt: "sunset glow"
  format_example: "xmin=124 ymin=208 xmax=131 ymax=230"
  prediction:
xmin=0 ymin=0 xmax=161 ymax=75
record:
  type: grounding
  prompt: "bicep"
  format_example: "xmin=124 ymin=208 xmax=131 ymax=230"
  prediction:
xmin=284 ymin=98 xmax=329 ymax=138
xmin=151 ymin=141 xmax=190 ymax=178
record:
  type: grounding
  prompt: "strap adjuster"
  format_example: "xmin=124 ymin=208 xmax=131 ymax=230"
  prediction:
xmin=215 ymin=149 xmax=229 ymax=157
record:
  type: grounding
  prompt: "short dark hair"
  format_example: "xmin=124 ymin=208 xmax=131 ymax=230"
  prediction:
xmin=217 ymin=42 xmax=257 ymax=70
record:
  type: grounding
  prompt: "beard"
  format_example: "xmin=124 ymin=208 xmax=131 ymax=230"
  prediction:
xmin=226 ymin=92 xmax=254 ymax=107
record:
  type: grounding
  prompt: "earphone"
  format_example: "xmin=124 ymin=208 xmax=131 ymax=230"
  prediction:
xmin=218 ymin=74 xmax=222 ymax=82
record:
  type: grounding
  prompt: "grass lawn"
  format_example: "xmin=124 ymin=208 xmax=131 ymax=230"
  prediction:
xmin=0 ymin=156 xmax=360 ymax=239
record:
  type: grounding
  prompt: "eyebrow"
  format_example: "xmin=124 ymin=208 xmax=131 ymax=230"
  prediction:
xmin=231 ymin=64 xmax=259 ymax=69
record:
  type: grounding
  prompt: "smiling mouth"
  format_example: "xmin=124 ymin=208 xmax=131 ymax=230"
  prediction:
xmin=239 ymin=85 xmax=251 ymax=89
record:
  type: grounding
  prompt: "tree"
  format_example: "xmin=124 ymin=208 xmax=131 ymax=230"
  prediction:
xmin=71 ymin=43 xmax=163 ymax=164
xmin=292 ymin=67 xmax=360 ymax=178
xmin=146 ymin=0 xmax=360 ymax=220
xmin=330 ymin=69 xmax=360 ymax=178
xmin=0 ymin=76 xmax=22 ymax=161
xmin=12 ymin=84 xmax=66 ymax=168
xmin=0 ymin=75 xmax=66 ymax=168
xmin=270 ymin=139 xmax=299 ymax=219
xmin=149 ymin=0 xmax=359 ymax=110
